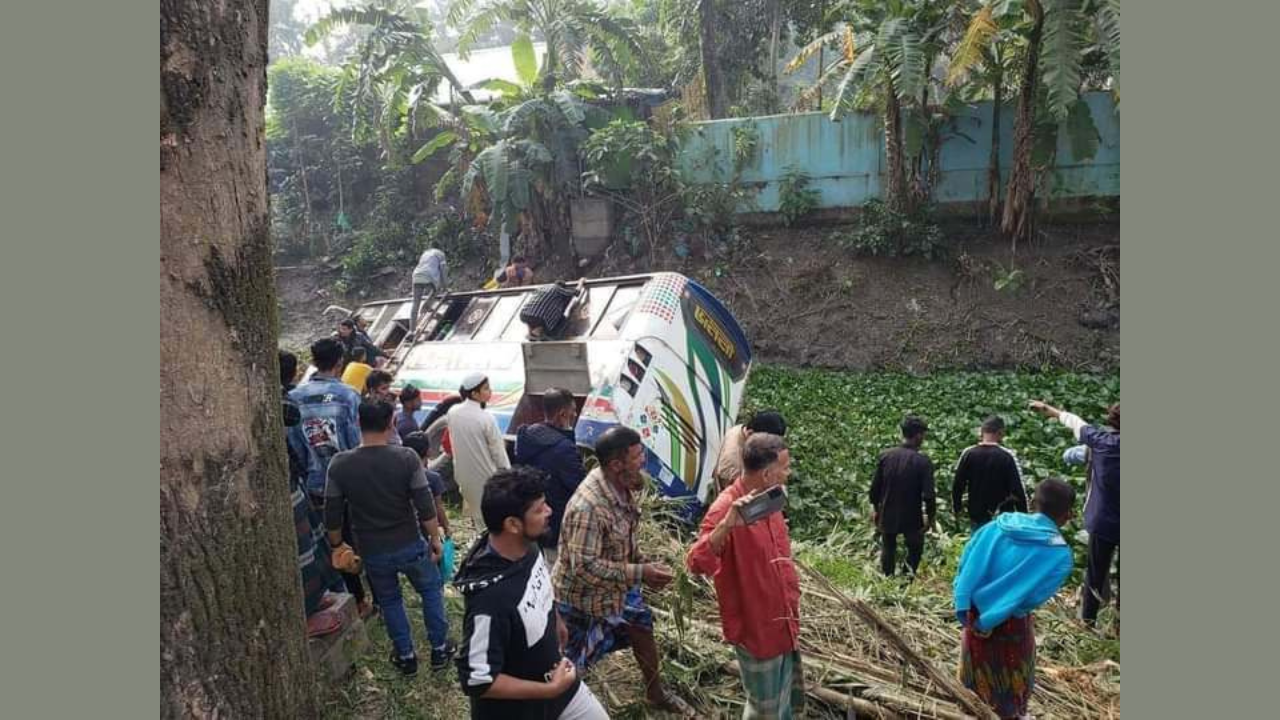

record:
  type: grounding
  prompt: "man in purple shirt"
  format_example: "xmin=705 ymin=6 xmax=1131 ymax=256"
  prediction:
xmin=1031 ymin=400 xmax=1120 ymax=628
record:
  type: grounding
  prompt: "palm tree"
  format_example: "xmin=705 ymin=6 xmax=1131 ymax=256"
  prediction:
xmin=448 ymin=0 xmax=644 ymax=88
xmin=305 ymin=1 xmax=476 ymax=159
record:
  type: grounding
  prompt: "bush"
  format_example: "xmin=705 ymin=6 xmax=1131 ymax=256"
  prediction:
xmin=777 ymin=167 xmax=821 ymax=227
xmin=834 ymin=199 xmax=947 ymax=259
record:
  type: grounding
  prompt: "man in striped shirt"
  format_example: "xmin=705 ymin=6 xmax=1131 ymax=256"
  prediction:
xmin=952 ymin=415 xmax=1029 ymax=530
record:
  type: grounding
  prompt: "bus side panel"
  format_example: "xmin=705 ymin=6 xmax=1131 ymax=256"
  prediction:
xmin=394 ymin=341 xmax=526 ymax=432
xmin=619 ymin=336 xmax=739 ymax=508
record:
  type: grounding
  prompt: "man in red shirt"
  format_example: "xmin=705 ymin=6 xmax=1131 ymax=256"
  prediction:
xmin=686 ymin=433 xmax=804 ymax=719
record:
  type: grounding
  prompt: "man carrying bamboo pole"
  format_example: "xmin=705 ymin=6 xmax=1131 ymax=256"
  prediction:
xmin=953 ymin=477 xmax=1076 ymax=720
xmin=687 ymin=433 xmax=804 ymax=719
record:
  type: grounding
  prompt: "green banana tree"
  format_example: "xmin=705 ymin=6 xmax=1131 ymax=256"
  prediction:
xmin=411 ymin=35 xmax=595 ymax=252
xmin=786 ymin=0 xmax=951 ymax=214
xmin=305 ymin=2 xmax=476 ymax=161
xmin=448 ymin=0 xmax=644 ymax=88
xmin=947 ymin=0 xmax=1119 ymax=244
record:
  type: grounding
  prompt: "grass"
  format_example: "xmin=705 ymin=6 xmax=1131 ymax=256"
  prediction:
xmin=327 ymin=366 xmax=1121 ymax=717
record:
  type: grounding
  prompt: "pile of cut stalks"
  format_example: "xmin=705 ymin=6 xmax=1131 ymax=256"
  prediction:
xmin=582 ymin=498 xmax=1120 ymax=719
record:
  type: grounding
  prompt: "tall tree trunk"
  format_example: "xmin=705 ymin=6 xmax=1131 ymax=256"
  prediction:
xmin=1001 ymin=1 xmax=1045 ymax=247
xmin=161 ymin=1 xmax=317 ymax=717
xmin=290 ymin=119 xmax=317 ymax=253
xmin=987 ymin=52 xmax=1003 ymax=225
xmin=883 ymin=82 xmax=909 ymax=214
xmin=769 ymin=0 xmax=782 ymax=109
xmin=698 ymin=0 xmax=728 ymax=119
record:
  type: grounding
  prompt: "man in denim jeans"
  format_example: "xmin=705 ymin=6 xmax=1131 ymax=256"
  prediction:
xmin=289 ymin=338 xmax=371 ymax=615
xmin=325 ymin=400 xmax=457 ymax=675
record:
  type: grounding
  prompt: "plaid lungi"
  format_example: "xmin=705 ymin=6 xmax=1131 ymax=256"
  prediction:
xmin=556 ymin=586 xmax=654 ymax=672
xmin=292 ymin=482 xmax=340 ymax=615
xmin=734 ymin=646 xmax=806 ymax=720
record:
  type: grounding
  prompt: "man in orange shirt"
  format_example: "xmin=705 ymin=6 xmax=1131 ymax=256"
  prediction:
xmin=687 ymin=433 xmax=804 ymax=719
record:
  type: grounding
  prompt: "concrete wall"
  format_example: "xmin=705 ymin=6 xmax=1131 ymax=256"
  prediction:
xmin=677 ymin=92 xmax=1119 ymax=213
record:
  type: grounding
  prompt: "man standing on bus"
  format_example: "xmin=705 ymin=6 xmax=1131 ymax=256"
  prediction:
xmin=409 ymin=247 xmax=448 ymax=341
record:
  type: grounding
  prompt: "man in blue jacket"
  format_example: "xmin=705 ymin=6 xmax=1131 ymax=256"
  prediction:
xmin=513 ymin=388 xmax=586 ymax=567
xmin=953 ymin=477 xmax=1076 ymax=720
xmin=289 ymin=338 xmax=369 ymax=614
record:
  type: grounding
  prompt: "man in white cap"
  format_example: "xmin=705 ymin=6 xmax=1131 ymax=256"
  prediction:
xmin=447 ymin=372 xmax=512 ymax=526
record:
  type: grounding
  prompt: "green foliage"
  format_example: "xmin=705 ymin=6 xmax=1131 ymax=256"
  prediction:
xmin=992 ymin=261 xmax=1027 ymax=293
xmin=777 ymin=166 xmax=821 ymax=227
xmin=335 ymin=168 xmax=420 ymax=292
xmin=1064 ymin=97 xmax=1101 ymax=161
xmin=450 ymin=0 xmax=645 ymax=88
xmin=582 ymin=119 xmax=680 ymax=192
xmin=730 ymin=123 xmax=759 ymax=175
xmin=267 ymin=58 xmax=377 ymax=259
xmin=832 ymin=198 xmax=946 ymax=259
xmin=682 ymin=182 xmax=753 ymax=239
xmin=741 ymin=365 xmax=1119 ymax=541
xmin=1041 ymin=0 xmax=1086 ymax=121
xmin=336 ymin=179 xmax=488 ymax=293
xmin=305 ymin=3 xmax=469 ymax=159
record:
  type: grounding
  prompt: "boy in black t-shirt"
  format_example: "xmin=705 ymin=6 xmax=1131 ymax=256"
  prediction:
xmin=455 ymin=466 xmax=608 ymax=720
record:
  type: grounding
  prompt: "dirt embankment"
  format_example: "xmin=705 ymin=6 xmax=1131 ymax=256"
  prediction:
xmin=276 ymin=221 xmax=1119 ymax=372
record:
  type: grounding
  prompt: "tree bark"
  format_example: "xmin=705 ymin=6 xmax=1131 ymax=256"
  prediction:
xmin=768 ymin=0 xmax=782 ymax=108
xmin=883 ymin=82 xmax=909 ymax=214
xmin=161 ymin=0 xmax=317 ymax=717
xmin=1001 ymin=1 xmax=1045 ymax=246
xmin=698 ymin=0 xmax=728 ymax=119
xmin=987 ymin=51 xmax=1003 ymax=225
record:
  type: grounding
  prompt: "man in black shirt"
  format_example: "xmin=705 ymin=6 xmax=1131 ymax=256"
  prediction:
xmin=952 ymin=415 xmax=1029 ymax=530
xmin=869 ymin=416 xmax=937 ymax=577
xmin=325 ymin=401 xmax=456 ymax=676
xmin=455 ymin=466 xmax=608 ymax=720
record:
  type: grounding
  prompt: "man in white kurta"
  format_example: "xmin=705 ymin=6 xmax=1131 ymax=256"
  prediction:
xmin=447 ymin=373 xmax=511 ymax=525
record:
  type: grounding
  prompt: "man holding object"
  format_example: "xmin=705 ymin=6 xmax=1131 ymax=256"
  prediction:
xmin=687 ymin=433 xmax=804 ymax=719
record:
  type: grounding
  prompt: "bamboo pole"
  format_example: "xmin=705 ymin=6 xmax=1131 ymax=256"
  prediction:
xmin=796 ymin=559 xmax=999 ymax=720
xmin=723 ymin=661 xmax=903 ymax=720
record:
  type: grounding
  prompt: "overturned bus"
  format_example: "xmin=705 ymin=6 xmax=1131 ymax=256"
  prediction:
xmin=347 ymin=272 xmax=752 ymax=513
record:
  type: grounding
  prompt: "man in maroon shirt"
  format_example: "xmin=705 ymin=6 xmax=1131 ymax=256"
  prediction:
xmin=687 ymin=433 xmax=804 ymax=718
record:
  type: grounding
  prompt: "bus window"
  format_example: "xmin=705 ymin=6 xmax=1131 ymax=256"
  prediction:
xmin=448 ymin=297 xmax=497 ymax=340
xmin=584 ymin=286 xmax=618 ymax=336
xmin=473 ymin=295 xmax=525 ymax=341
xmin=593 ymin=286 xmax=642 ymax=339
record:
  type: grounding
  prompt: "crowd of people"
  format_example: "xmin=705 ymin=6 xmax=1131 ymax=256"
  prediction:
xmin=275 ymin=259 xmax=1119 ymax=720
